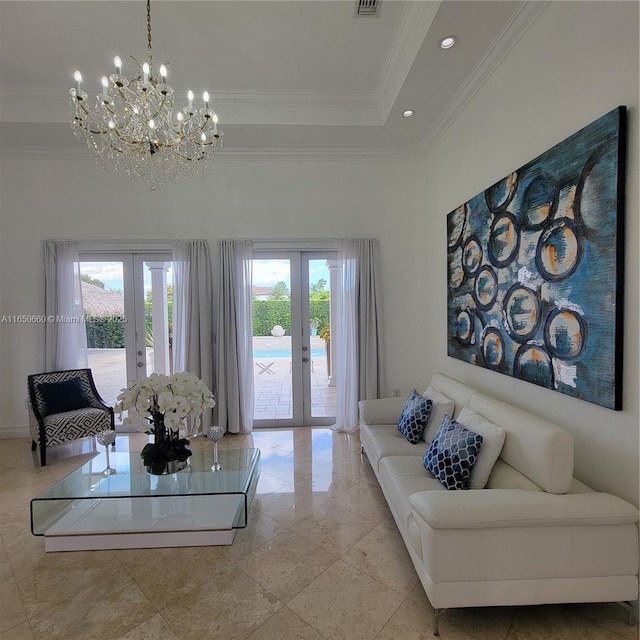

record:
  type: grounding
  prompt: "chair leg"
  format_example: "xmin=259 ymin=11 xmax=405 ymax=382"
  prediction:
xmin=31 ymin=440 xmax=37 ymax=451
xmin=39 ymin=442 xmax=47 ymax=466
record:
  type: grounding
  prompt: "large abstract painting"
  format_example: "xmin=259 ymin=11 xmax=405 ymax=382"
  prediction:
xmin=447 ymin=107 xmax=626 ymax=409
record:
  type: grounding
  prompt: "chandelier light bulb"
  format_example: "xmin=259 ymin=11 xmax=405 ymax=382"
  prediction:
xmin=177 ymin=112 xmax=184 ymax=122
xmin=187 ymin=90 xmax=194 ymax=109
xmin=213 ymin=112 xmax=218 ymax=134
xmin=203 ymin=91 xmax=209 ymax=109
xmin=159 ymin=64 xmax=167 ymax=79
xmin=201 ymin=132 xmax=207 ymax=142
xmin=73 ymin=70 xmax=82 ymax=93
xmin=142 ymin=62 xmax=150 ymax=85
xmin=101 ymin=75 xmax=109 ymax=97
xmin=148 ymin=119 xmax=155 ymax=129
xmin=108 ymin=120 xmax=115 ymax=129
xmin=114 ymin=56 xmax=122 ymax=74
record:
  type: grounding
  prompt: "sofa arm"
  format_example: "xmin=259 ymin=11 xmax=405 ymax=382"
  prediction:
xmin=358 ymin=397 xmax=406 ymax=425
xmin=408 ymin=489 xmax=640 ymax=529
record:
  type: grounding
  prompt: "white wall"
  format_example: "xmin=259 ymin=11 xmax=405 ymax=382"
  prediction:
xmin=0 ymin=155 xmax=423 ymax=432
xmin=411 ymin=0 xmax=639 ymax=506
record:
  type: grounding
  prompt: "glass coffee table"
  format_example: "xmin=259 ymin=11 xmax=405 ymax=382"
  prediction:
xmin=31 ymin=447 xmax=260 ymax=552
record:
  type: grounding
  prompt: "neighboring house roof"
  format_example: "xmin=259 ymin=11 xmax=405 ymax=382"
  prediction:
xmin=81 ymin=281 xmax=124 ymax=317
xmin=253 ymin=286 xmax=273 ymax=298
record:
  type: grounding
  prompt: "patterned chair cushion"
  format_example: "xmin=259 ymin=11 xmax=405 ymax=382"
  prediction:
xmin=423 ymin=415 xmax=484 ymax=490
xmin=42 ymin=408 xmax=112 ymax=446
xmin=398 ymin=389 xmax=433 ymax=444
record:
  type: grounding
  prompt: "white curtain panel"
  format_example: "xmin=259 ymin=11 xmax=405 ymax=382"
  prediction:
xmin=172 ymin=240 xmax=215 ymax=435
xmin=44 ymin=240 xmax=88 ymax=371
xmin=332 ymin=238 xmax=384 ymax=433
xmin=216 ymin=239 xmax=254 ymax=433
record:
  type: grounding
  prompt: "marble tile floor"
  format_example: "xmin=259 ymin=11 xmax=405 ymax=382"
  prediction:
xmin=0 ymin=429 xmax=637 ymax=640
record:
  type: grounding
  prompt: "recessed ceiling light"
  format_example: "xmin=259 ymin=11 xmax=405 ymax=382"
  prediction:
xmin=402 ymin=109 xmax=414 ymax=118
xmin=439 ymin=35 xmax=457 ymax=50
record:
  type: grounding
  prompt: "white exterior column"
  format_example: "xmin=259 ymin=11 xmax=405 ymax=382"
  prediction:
xmin=327 ymin=260 xmax=338 ymax=387
xmin=146 ymin=262 xmax=171 ymax=375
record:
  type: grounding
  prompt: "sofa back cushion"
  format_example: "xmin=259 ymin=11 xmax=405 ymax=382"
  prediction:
xmin=422 ymin=387 xmax=455 ymax=443
xmin=468 ymin=393 xmax=574 ymax=494
xmin=429 ymin=373 xmax=477 ymax=420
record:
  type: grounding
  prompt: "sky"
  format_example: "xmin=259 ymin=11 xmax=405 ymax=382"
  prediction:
xmin=252 ymin=259 xmax=330 ymax=289
xmin=79 ymin=258 xmax=330 ymax=293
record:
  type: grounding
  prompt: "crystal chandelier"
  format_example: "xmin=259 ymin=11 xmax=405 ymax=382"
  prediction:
xmin=69 ymin=0 xmax=223 ymax=190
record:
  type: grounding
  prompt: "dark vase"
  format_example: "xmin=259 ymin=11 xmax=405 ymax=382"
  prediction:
xmin=141 ymin=410 xmax=192 ymax=475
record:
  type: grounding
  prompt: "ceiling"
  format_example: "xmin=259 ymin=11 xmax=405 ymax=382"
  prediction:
xmin=0 ymin=0 xmax=547 ymax=160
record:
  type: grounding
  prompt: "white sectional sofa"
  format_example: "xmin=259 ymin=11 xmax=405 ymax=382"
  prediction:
xmin=359 ymin=373 xmax=639 ymax=635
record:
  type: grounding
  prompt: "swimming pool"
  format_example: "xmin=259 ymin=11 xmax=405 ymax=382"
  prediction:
xmin=253 ymin=348 xmax=324 ymax=358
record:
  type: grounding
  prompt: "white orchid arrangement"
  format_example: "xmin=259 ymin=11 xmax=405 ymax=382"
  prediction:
xmin=115 ymin=371 xmax=216 ymax=432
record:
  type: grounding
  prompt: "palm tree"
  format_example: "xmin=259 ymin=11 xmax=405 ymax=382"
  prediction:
xmin=268 ymin=281 xmax=289 ymax=300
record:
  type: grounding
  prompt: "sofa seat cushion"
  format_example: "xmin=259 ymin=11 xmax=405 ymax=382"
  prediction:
xmin=378 ymin=455 xmax=446 ymax=528
xmin=365 ymin=431 xmax=429 ymax=469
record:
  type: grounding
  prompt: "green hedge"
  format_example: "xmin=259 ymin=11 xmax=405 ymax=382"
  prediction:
xmin=85 ymin=319 xmax=125 ymax=348
xmin=252 ymin=299 xmax=329 ymax=336
xmin=87 ymin=300 xmax=330 ymax=345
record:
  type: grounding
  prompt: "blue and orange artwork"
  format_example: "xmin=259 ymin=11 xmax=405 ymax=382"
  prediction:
xmin=447 ymin=107 xmax=626 ymax=409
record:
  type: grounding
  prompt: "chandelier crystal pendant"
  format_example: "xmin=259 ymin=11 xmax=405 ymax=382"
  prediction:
xmin=69 ymin=0 xmax=223 ymax=190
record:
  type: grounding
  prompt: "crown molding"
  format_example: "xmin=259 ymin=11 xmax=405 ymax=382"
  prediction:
xmin=418 ymin=1 xmax=550 ymax=159
xmin=0 ymin=85 xmax=388 ymax=126
xmin=0 ymin=144 xmax=420 ymax=162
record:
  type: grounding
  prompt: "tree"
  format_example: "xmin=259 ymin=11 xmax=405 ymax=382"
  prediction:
xmin=310 ymin=278 xmax=329 ymax=301
xmin=268 ymin=281 xmax=290 ymax=300
xmin=310 ymin=278 xmax=326 ymax=294
xmin=80 ymin=274 xmax=105 ymax=289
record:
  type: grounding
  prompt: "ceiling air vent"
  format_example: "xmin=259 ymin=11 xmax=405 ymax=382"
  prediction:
xmin=356 ymin=0 xmax=380 ymax=17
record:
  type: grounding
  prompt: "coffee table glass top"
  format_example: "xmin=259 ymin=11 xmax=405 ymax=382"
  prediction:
xmin=31 ymin=447 xmax=260 ymax=536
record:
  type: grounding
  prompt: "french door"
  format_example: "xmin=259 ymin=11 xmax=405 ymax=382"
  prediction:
xmin=78 ymin=252 xmax=172 ymax=421
xmin=252 ymin=251 xmax=336 ymax=427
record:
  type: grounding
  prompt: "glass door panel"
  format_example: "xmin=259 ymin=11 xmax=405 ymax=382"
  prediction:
xmin=306 ymin=257 xmax=336 ymax=420
xmin=79 ymin=252 xmax=172 ymax=426
xmin=79 ymin=259 xmax=128 ymax=410
xmin=252 ymin=252 xmax=335 ymax=427
xmin=252 ymin=257 xmax=295 ymax=424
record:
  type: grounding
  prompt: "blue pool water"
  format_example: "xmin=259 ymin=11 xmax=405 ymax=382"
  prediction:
xmin=253 ymin=348 xmax=324 ymax=358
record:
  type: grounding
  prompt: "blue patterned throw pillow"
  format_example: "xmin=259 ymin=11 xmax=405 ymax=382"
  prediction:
xmin=397 ymin=389 xmax=432 ymax=444
xmin=423 ymin=415 xmax=484 ymax=490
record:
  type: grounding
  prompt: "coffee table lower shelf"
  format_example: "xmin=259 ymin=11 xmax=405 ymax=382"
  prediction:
xmin=41 ymin=494 xmax=247 ymax=551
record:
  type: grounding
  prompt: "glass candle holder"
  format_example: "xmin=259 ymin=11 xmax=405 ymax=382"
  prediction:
xmin=206 ymin=425 xmax=225 ymax=471
xmin=96 ymin=429 xmax=117 ymax=476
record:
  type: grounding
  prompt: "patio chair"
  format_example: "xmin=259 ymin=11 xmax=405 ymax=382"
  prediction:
xmin=27 ymin=368 xmax=115 ymax=466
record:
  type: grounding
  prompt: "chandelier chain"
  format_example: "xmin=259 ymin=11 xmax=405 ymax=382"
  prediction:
xmin=147 ymin=0 xmax=153 ymax=63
